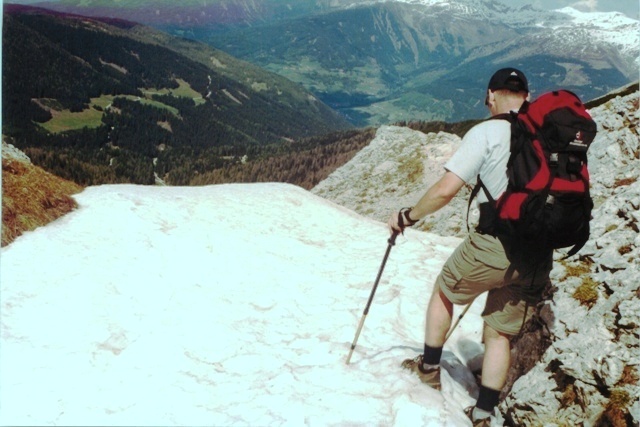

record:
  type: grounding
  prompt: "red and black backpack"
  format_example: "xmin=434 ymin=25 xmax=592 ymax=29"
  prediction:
xmin=471 ymin=90 xmax=598 ymax=257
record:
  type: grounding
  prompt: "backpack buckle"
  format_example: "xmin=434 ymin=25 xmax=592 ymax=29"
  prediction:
xmin=549 ymin=153 xmax=559 ymax=166
xmin=545 ymin=194 xmax=555 ymax=207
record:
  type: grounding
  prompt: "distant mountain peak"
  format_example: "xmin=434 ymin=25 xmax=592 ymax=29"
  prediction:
xmin=551 ymin=7 xmax=640 ymax=55
xmin=22 ymin=0 xmax=639 ymax=125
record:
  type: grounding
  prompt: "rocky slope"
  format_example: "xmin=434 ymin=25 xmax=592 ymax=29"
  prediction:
xmin=312 ymin=126 xmax=472 ymax=237
xmin=2 ymin=139 xmax=83 ymax=246
xmin=312 ymin=87 xmax=640 ymax=425
xmin=500 ymin=89 xmax=640 ymax=427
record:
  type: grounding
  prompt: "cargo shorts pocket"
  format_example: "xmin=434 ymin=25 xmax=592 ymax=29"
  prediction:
xmin=437 ymin=253 xmax=510 ymax=306
xmin=438 ymin=262 xmax=463 ymax=290
xmin=436 ymin=253 xmax=479 ymax=305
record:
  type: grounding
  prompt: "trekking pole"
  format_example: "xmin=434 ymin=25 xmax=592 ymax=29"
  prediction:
xmin=444 ymin=299 xmax=474 ymax=342
xmin=346 ymin=230 xmax=399 ymax=365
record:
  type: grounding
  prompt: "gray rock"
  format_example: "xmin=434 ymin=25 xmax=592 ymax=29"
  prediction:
xmin=2 ymin=140 xmax=31 ymax=164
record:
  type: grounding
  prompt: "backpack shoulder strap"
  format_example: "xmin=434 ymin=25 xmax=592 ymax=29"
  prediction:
xmin=466 ymin=175 xmax=495 ymax=232
xmin=466 ymin=108 xmax=527 ymax=233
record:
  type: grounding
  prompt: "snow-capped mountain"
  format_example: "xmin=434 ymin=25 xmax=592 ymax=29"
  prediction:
xmin=18 ymin=0 xmax=640 ymax=125
xmin=553 ymin=7 xmax=639 ymax=56
xmin=205 ymin=0 xmax=638 ymax=124
xmin=329 ymin=0 xmax=637 ymax=45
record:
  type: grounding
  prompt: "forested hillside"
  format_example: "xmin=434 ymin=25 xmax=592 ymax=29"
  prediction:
xmin=188 ymin=128 xmax=376 ymax=189
xmin=2 ymin=6 xmax=352 ymax=186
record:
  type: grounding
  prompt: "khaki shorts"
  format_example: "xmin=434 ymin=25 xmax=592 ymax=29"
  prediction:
xmin=435 ymin=231 xmax=552 ymax=336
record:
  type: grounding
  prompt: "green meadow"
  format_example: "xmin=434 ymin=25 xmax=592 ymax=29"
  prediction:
xmin=39 ymin=79 xmax=203 ymax=134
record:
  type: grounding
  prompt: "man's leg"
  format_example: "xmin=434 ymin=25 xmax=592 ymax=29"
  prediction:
xmin=401 ymin=287 xmax=453 ymax=389
xmin=481 ymin=323 xmax=511 ymax=389
xmin=424 ymin=287 xmax=454 ymax=348
xmin=471 ymin=323 xmax=511 ymax=421
xmin=403 ymin=233 xmax=495 ymax=388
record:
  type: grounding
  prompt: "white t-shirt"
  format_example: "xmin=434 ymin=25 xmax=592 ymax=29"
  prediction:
xmin=444 ymin=118 xmax=511 ymax=204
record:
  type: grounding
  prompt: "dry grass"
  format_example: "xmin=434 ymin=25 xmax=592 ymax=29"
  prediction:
xmin=572 ymin=276 xmax=599 ymax=308
xmin=398 ymin=147 xmax=424 ymax=184
xmin=601 ymin=388 xmax=634 ymax=427
xmin=2 ymin=158 xmax=83 ymax=247
xmin=560 ymin=260 xmax=592 ymax=281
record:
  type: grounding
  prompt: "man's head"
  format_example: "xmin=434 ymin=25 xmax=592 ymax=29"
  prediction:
xmin=485 ymin=67 xmax=529 ymax=115
xmin=487 ymin=68 xmax=528 ymax=94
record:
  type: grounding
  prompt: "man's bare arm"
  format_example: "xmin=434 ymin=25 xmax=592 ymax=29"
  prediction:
xmin=411 ymin=171 xmax=465 ymax=219
xmin=388 ymin=171 xmax=465 ymax=232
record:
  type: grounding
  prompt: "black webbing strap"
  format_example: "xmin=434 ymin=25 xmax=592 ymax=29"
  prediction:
xmin=466 ymin=175 xmax=495 ymax=232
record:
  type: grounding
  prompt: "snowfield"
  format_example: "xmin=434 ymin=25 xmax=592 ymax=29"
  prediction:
xmin=1 ymin=183 xmax=487 ymax=426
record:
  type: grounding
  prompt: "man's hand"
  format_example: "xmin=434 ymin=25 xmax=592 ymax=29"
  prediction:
xmin=388 ymin=208 xmax=418 ymax=234
xmin=387 ymin=171 xmax=465 ymax=235
xmin=388 ymin=212 xmax=402 ymax=234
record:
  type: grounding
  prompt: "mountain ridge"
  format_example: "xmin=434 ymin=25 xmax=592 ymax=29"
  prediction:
xmin=31 ymin=0 xmax=638 ymax=125
xmin=203 ymin=1 xmax=637 ymax=124
xmin=2 ymin=6 xmax=353 ymax=186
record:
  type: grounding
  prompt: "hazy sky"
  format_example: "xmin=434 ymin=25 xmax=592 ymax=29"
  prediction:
xmin=496 ymin=0 xmax=638 ymax=19
xmin=3 ymin=0 xmax=639 ymax=19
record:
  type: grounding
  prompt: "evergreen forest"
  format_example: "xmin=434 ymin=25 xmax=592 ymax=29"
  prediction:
xmin=2 ymin=7 xmax=356 ymax=188
xmin=2 ymin=6 xmax=491 ymax=191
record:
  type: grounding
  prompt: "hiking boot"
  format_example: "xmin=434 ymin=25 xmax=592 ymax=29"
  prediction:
xmin=401 ymin=355 xmax=441 ymax=390
xmin=464 ymin=406 xmax=491 ymax=427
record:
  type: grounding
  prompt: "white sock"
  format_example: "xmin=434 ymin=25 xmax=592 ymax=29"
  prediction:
xmin=472 ymin=407 xmax=491 ymax=421
xmin=421 ymin=362 xmax=439 ymax=371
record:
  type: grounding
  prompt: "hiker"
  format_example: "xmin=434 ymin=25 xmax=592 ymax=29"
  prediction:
xmin=388 ymin=68 xmax=553 ymax=426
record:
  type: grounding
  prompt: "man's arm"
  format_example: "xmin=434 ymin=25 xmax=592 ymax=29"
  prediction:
xmin=411 ymin=171 xmax=465 ymax=218
xmin=389 ymin=171 xmax=465 ymax=232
